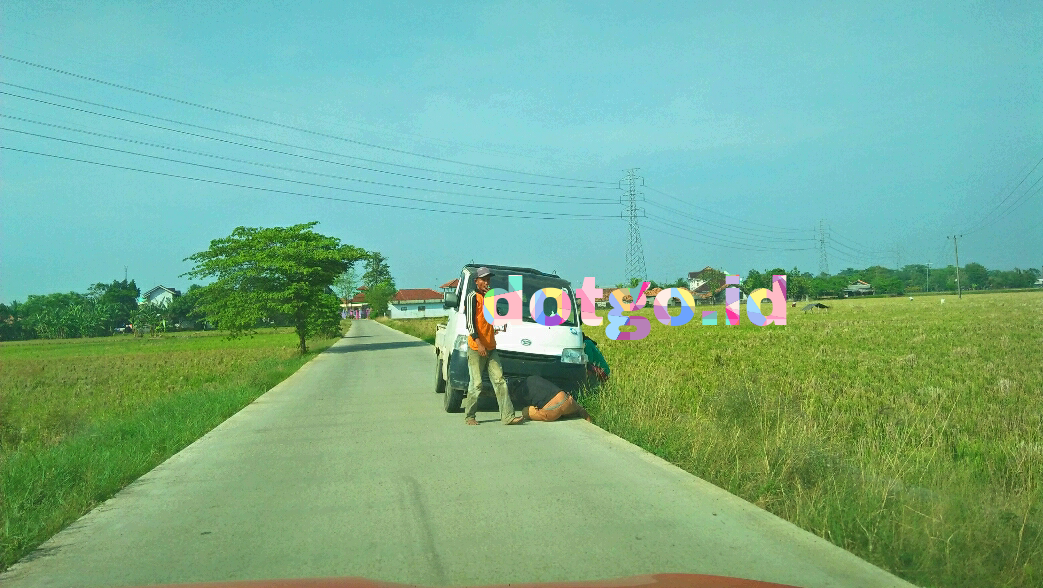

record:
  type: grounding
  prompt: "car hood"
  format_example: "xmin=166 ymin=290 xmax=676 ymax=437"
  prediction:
xmin=132 ymin=573 xmax=798 ymax=587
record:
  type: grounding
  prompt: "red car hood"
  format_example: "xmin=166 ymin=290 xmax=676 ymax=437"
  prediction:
xmin=134 ymin=573 xmax=797 ymax=588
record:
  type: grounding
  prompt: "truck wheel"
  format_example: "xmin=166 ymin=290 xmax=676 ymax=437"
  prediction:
xmin=435 ymin=358 xmax=446 ymax=394
xmin=444 ymin=387 xmax=464 ymax=413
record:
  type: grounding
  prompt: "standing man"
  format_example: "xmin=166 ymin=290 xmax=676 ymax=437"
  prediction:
xmin=463 ymin=267 xmax=524 ymax=426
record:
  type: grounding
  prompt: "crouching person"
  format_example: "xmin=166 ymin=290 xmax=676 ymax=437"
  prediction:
xmin=510 ymin=375 xmax=591 ymax=422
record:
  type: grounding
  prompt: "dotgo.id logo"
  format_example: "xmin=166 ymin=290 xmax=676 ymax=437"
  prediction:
xmin=482 ymin=275 xmax=788 ymax=341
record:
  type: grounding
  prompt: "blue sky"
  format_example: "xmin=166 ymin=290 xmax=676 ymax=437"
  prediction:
xmin=2 ymin=1 xmax=1041 ymax=303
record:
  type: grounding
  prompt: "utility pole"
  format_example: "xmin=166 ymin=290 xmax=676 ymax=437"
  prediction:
xmin=124 ymin=266 xmax=128 ymax=282
xmin=926 ymin=262 xmax=931 ymax=293
xmin=818 ymin=220 xmax=829 ymax=276
xmin=620 ymin=169 xmax=647 ymax=286
xmin=949 ymin=235 xmax=963 ymax=299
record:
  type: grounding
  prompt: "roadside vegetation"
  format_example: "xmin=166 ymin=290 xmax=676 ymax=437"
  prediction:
xmin=382 ymin=291 xmax=1042 ymax=587
xmin=0 ymin=325 xmax=345 ymax=571
xmin=375 ymin=316 xmax=445 ymax=345
xmin=580 ymin=291 xmax=1042 ymax=588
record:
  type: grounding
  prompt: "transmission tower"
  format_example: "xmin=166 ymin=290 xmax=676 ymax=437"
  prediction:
xmin=818 ymin=220 xmax=829 ymax=276
xmin=620 ymin=169 xmax=647 ymax=285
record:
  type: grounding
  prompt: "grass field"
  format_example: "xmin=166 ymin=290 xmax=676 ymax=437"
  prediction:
xmin=375 ymin=316 xmax=445 ymax=345
xmin=380 ymin=292 xmax=1042 ymax=588
xmin=0 ymin=324 xmax=345 ymax=571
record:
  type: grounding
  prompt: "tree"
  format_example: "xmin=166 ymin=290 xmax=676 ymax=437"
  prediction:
xmin=183 ymin=222 xmax=367 ymax=354
xmin=333 ymin=265 xmax=361 ymax=303
xmin=362 ymin=252 xmax=394 ymax=290
xmin=366 ymin=280 xmax=397 ymax=317
xmin=88 ymin=279 xmax=140 ymax=330
xmin=963 ymin=262 xmax=988 ymax=290
xmin=742 ymin=270 xmax=766 ymax=294
xmin=361 ymin=251 xmax=397 ymax=317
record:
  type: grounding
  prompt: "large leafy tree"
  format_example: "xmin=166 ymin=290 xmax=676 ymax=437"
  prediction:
xmin=183 ymin=222 xmax=367 ymax=353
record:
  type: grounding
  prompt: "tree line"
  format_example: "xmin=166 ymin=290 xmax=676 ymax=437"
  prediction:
xmin=642 ymin=262 xmax=1041 ymax=300
xmin=1 ymin=223 xmax=399 ymax=352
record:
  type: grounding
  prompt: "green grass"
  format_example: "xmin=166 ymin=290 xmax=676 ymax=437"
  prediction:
xmin=573 ymin=291 xmax=1042 ymax=588
xmin=375 ymin=316 xmax=446 ymax=345
xmin=0 ymin=323 xmax=346 ymax=571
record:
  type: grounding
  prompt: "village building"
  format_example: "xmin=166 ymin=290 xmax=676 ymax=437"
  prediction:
xmin=843 ymin=280 xmax=875 ymax=297
xmin=389 ymin=289 xmax=450 ymax=319
xmin=141 ymin=285 xmax=181 ymax=306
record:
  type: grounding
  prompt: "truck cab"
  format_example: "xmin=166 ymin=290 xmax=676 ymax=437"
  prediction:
xmin=434 ymin=264 xmax=587 ymax=412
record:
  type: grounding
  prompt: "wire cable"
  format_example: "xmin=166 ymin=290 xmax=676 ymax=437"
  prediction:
xmin=0 ymin=146 xmax=619 ymax=221
xmin=642 ymin=217 xmax=818 ymax=252
xmin=0 ymin=127 xmax=613 ymax=216
xmin=0 ymin=89 xmax=611 ymax=199
xmin=644 ymin=184 xmax=810 ymax=233
xmin=0 ymin=115 xmax=617 ymax=205
xmin=643 ymin=203 xmax=818 ymax=243
xmin=0 ymin=54 xmax=616 ymax=185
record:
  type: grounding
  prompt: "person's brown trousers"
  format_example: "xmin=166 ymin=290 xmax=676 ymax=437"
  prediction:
xmin=525 ymin=391 xmax=590 ymax=422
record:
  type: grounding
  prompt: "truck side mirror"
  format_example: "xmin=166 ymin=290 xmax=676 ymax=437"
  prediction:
xmin=443 ymin=292 xmax=459 ymax=309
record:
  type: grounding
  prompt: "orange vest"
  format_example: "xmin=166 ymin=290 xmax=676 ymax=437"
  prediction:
xmin=467 ymin=293 xmax=496 ymax=351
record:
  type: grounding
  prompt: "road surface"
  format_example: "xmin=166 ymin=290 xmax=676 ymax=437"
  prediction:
xmin=1 ymin=320 xmax=915 ymax=588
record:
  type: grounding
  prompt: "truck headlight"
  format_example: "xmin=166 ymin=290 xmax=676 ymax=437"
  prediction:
xmin=454 ymin=335 xmax=469 ymax=352
xmin=560 ymin=348 xmax=586 ymax=364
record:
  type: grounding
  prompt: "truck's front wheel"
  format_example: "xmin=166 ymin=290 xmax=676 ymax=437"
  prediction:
xmin=444 ymin=386 xmax=464 ymax=413
xmin=435 ymin=358 xmax=446 ymax=394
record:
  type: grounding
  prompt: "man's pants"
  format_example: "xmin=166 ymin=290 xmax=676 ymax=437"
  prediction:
xmin=525 ymin=391 xmax=591 ymax=422
xmin=463 ymin=348 xmax=515 ymax=424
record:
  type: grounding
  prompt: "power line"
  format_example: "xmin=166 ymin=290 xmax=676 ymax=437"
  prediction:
xmin=643 ymin=200 xmax=817 ymax=242
xmin=960 ymin=150 xmax=1043 ymax=234
xmin=643 ymin=217 xmax=818 ymax=252
xmin=0 ymin=54 xmax=617 ymax=186
xmin=963 ymin=173 xmax=1043 ymax=235
xmin=1 ymin=24 xmax=602 ymax=169
xmin=0 ymin=146 xmax=619 ymax=221
xmin=643 ymin=184 xmax=809 ymax=233
xmin=0 ymin=90 xmax=612 ymax=201
xmin=0 ymin=85 xmax=611 ymax=191
xmin=645 ymin=212 xmax=814 ymax=245
xmin=0 ymin=115 xmax=616 ymax=205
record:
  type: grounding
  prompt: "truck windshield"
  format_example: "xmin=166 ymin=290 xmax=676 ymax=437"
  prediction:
xmin=480 ymin=273 xmax=578 ymax=327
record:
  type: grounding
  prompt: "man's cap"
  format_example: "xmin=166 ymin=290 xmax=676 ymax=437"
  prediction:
xmin=475 ymin=266 xmax=494 ymax=279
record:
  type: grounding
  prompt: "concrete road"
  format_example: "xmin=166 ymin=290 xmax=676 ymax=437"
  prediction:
xmin=1 ymin=320 xmax=915 ymax=588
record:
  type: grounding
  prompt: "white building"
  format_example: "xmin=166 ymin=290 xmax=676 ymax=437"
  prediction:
xmin=389 ymin=288 xmax=451 ymax=319
xmin=142 ymin=285 xmax=181 ymax=306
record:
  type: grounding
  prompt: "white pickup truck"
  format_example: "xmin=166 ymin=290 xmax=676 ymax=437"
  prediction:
xmin=434 ymin=264 xmax=588 ymax=412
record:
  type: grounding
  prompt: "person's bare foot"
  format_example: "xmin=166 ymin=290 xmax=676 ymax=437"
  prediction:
xmin=506 ymin=416 xmax=524 ymax=425
xmin=466 ymin=417 xmax=479 ymax=426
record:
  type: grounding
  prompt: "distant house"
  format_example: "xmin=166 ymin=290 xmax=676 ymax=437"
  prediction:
xmin=440 ymin=279 xmax=459 ymax=300
xmin=389 ymin=288 xmax=450 ymax=319
xmin=142 ymin=285 xmax=181 ymax=306
xmin=843 ymin=280 xmax=874 ymax=297
xmin=1035 ymin=277 xmax=1043 ymax=288
xmin=343 ymin=286 xmax=370 ymax=319
xmin=688 ymin=267 xmax=722 ymax=293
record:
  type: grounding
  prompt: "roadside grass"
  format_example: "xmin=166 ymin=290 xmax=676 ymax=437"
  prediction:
xmin=0 ymin=323 xmax=346 ymax=571
xmin=576 ymin=292 xmax=1042 ymax=588
xmin=375 ymin=316 xmax=446 ymax=345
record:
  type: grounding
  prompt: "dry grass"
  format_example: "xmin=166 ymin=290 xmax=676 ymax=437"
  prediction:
xmin=375 ymin=316 xmax=446 ymax=345
xmin=579 ymin=292 xmax=1043 ymax=588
